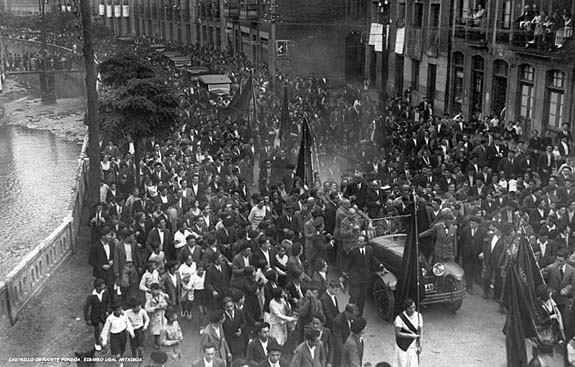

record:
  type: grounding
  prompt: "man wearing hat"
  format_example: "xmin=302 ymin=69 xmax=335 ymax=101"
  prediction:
xmin=342 ymin=317 xmax=367 ymax=367
xmin=151 ymin=161 xmax=170 ymax=186
xmin=89 ymin=226 xmax=116 ymax=300
xmin=480 ymin=222 xmax=510 ymax=301
xmin=458 ymin=216 xmax=486 ymax=294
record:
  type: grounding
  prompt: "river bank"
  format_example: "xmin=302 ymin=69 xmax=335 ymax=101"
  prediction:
xmin=0 ymin=78 xmax=87 ymax=144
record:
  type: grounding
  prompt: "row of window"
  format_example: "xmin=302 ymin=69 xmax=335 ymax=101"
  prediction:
xmin=396 ymin=2 xmax=441 ymax=29
xmin=452 ymin=52 xmax=566 ymax=127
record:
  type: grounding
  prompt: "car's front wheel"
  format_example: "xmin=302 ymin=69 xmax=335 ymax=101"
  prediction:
xmin=372 ymin=277 xmax=395 ymax=321
xmin=442 ymin=275 xmax=463 ymax=313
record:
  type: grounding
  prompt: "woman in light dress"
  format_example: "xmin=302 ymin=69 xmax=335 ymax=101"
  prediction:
xmin=266 ymin=287 xmax=297 ymax=345
xmin=394 ymin=298 xmax=423 ymax=367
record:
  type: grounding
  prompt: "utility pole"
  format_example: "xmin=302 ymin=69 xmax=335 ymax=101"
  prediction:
xmin=39 ymin=0 xmax=56 ymax=104
xmin=79 ymin=0 xmax=101 ymax=207
xmin=269 ymin=0 xmax=276 ymax=93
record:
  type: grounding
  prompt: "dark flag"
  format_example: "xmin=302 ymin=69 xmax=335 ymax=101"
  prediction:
xmin=218 ymin=76 xmax=253 ymax=123
xmin=274 ymin=85 xmax=289 ymax=149
xmin=503 ymin=264 xmax=530 ymax=367
xmin=394 ymin=199 xmax=426 ymax=317
xmin=516 ymin=234 xmax=559 ymax=353
xmin=295 ymin=119 xmax=313 ymax=187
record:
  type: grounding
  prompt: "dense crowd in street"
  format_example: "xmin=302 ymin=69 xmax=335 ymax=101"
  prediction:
xmin=4 ymin=18 xmax=575 ymax=365
xmin=81 ymin=33 xmax=575 ymax=366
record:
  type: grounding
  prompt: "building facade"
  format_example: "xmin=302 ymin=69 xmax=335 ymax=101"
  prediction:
xmin=450 ymin=0 xmax=575 ymax=135
xmin=375 ymin=0 xmax=452 ymax=114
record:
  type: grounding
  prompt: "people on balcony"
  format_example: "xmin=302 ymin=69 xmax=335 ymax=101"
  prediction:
xmin=465 ymin=4 xmax=487 ymax=41
xmin=519 ymin=6 xmax=573 ymax=51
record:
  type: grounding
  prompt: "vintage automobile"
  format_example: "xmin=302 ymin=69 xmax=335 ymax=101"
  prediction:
xmin=369 ymin=233 xmax=466 ymax=321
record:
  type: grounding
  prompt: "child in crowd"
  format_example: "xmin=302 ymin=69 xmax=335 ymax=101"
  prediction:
xmin=83 ymin=278 xmax=110 ymax=352
xmin=187 ymin=262 xmax=207 ymax=323
xmin=139 ymin=261 xmax=160 ymax=304
xmin=100 ymin=302 xmax=135 ymax=360
xmin=148 ymin=242 xmax=166 ymax=274
xmin=124 ymin=298 xmax=149 ymax=360
xmin=145 ymin=283 xmax=168 ymax=350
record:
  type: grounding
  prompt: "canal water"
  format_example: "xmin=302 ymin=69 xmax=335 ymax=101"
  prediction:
xmin=0 ymin=125 xmax=81 ymax=279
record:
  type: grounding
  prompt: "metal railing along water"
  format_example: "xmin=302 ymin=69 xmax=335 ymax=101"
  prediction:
xmin=0 ymin=136 xmax=89 ymax=328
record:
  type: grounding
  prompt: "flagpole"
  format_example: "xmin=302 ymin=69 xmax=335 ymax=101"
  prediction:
xmin=413 ymin=189 xmax=421 ymax=362
xmin=251 ymin=71 xmax=258 ymax=137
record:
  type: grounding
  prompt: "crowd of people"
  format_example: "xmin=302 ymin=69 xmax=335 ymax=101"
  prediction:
xmin=0 ymin=13 xmax=546 ymax=365
xmin=0 ymin=25 xmax=84 ymax=72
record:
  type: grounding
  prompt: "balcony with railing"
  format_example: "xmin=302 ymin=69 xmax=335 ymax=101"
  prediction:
xmin=239 ymin=1 xmax=258 ymax=20
xmin=224 ymin=0 xmax=240 ymax=18
xmin=453 ymin=18 xmax=488 ymax=47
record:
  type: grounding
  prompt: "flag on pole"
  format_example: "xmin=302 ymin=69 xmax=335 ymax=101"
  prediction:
xmin=295 ymin=119 xmax=313 ymax=188
xmin=219 ymin=76 xmax=253 ymax=123
xmin=274 ymin=85 xmax=289 ymax=149
xmin=503 ymin=264 xmax=530 ymax=367
xmin=394 ymin=200 xmax=425 ymax=317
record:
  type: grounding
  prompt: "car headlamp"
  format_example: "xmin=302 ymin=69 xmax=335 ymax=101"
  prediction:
xmin=432 ymin=263 xmax=445 ymax=277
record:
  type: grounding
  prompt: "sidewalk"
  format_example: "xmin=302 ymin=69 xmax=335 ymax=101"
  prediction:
xmin=0 ymin=201 xmax=204 ymax=366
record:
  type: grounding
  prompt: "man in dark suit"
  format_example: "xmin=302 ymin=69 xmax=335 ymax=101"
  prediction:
xmin=535 ymin=229 xmax=558 ymax=268
xmin=113 ymin=228 xmax=141 ymax=303
xmin=332 ymin=304 xmax=359 ymax=367
xmin=310 ymin=312 xmax=334 ymax=367
xmin=89 ymin=202 xmax=109 ymax=242
xmin=205 ymin=255 xmax=231 ymax=309
xmin=246 ymin=322 xmax=279 ymax=364
xmin=222 ymin=297 xmax=246 ymax=359
xmin=481 ymin=223 xmax=509 ymax=306
xmin=344 ymin=174 xmax=368 ymax=209
xmin=319 ymin=280 xmax=341 ymax=330
xmin=88 ymin=227 xmax=115 ymax=299
xmin=146 ymin=217 xmax=174 ymax=260
xmin=546 ymin=248 xmax=575 ymax=322
xmin=538 ymin=145 xmax=556 ymax=185
xmin=497 ymin=150 xmax=519 ymax=179
xmin=342 ymin=317 xmax=366 ymax=367
xmin=342 ymin=235 xmax=382 ymax=316
xmin=252 ymin=237 xmax=276 ymax=270
xmin=160 ymin=260 xmax=182 ymax=311
xmin=150 ymin=162 xmax=171 ymax=186
xmin=458 ymin=217 xmax=485 ymax=294
xmin=365 ymin=180 xmax=386 ymax=218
